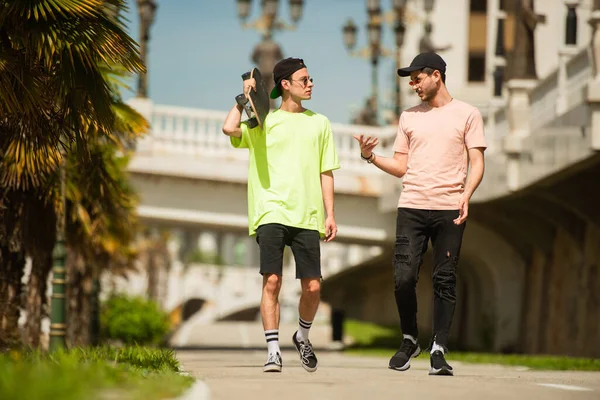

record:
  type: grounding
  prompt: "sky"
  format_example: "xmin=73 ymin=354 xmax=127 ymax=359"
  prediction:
xmin=121 ymin=0 xmax=406 ymax=124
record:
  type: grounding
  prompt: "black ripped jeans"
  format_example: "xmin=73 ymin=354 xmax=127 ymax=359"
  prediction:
xmin=393 ymin=207 xmax=466 ymax=348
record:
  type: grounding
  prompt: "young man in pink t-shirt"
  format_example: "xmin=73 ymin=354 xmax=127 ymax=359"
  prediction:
xmin=354 ymin=52 xmax=486 ymax=376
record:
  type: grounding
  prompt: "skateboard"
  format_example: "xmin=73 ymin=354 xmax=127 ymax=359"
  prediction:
xmin=235 ymin=67 xmax=269 ymax=129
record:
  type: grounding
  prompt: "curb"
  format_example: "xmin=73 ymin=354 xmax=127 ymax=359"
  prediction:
xmin=177 ymin=374 xmax=210 ymax=400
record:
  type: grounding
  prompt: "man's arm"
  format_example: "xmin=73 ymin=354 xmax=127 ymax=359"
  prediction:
xmin=464 ymin=147 xmax=485 ymax=199
xmin=320 ymin=170 xmax=337 ymax=242
xmin=222 ymin=78 xmax=257 ymax=138
xmin=454 ymin=147 xmax=485 ymax=225
xmin=222 ymin=104 xmax=243 ymax=138
xmin=352 ymin=134 xmax=408 ymax=178
xmin=369 ymin=152 xmax=408 ymax=178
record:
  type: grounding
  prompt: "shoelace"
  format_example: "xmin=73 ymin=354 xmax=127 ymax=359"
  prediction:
xmin=299 ymin=341 xmax=315 ymax=363
xmin=267 ymin=353 xmax=281 ymax=365
xmin=397 ymin=339 xmax=414 ymax=356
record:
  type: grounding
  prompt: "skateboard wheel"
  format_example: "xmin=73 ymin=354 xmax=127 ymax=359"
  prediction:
xmin=247 ymin=117 xmax=258 ymax=128
xmin=241 ymin=72 xmax=251 ymax=80
xmin=235 ymin=93 xmax=248 ymax=106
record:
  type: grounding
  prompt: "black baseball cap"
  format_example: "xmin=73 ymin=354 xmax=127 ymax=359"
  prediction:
xmin=270 ymin=57 xmax=307 ymax=99
xmin=397 ymin=52 xmax=446 ymax=77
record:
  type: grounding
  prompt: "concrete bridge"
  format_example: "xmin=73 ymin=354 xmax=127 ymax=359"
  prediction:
xmin=110 ymin=11 xmax=600 ymax=358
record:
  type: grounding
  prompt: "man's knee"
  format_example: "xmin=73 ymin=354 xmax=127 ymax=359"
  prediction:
xmin=301 ymin=278 xmax=321 ymax=297
xmin=394 ymin=265 xmax=417 ymax=292
xmin=263 ymin=273 xmax=282 ymax=296
xmin=432 ymin=258 xmax=458 ymax=302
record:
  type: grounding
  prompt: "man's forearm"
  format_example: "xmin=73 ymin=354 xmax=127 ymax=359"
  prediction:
xmin=369 ymin=154 xmax=406 ymax=178
xmin=320 ymin=171 xmax=335 ymax=217
xmin=222 ymin=104 xmax=243 ymax=137
xmin=464 ymin=161 xmax=484 ymax=199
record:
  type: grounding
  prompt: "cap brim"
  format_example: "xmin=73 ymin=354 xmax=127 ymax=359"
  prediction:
xmin=397 ymin=66 xmax=424 ymax=77
xmin=269 ymin=86 xmax=281 ymax=99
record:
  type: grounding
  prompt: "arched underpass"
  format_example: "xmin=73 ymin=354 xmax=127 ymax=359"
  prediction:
xmin=323 ymin=153 xmax=600 ymax=357
xmin=320 ymin=223 xmax=514 ymax=353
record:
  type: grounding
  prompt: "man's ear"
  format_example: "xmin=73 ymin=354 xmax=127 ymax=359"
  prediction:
xmin=281 ymin=79 xmax=291 ymax=91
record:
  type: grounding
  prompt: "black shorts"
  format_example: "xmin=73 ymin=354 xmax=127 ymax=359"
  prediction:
xmin=256 ymin=223 xmax=321 ymax=279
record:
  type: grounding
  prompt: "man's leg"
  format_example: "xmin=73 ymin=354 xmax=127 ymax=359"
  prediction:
xmin=428 ymin=210 xmax=466 ymax=376
xmin=256 ymin=224 xmax=287 ymax=372
xmin=389 ymin=207 xmax=429 ymax=371
xmin=290 ymin=228 xmax=321 ymax=372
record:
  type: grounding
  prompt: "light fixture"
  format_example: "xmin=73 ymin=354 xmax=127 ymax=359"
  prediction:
xmin=342 ymin=18 xmax=358 ymax=50
xmin=236 ymin=0 xmax=252 ymax=20
xmin=289 ymin=0 xmax=303 ymax=23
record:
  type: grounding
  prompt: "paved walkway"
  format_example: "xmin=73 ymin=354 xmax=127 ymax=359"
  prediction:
xmin=174 ymin=323 xmax=600 ymax=400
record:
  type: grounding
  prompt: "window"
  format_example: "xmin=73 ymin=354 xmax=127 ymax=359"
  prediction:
xmin=470 ymin=0 xmax=487 ymax=13
xmin=468 ymin=53 xmax=486 ymax=82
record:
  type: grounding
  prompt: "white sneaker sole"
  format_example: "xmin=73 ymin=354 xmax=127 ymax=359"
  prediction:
xmin=429 ymin=366 xmax=453 ymax=376
xmin=389 ymin=345 xmax=421 ymax=371
xmin=263 ymin=363 xmax=282 ymax=372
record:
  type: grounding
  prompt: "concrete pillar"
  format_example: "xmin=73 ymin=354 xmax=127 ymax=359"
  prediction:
xmin=555 ymin=47 xmax=579 ymax=115
xmin=126 ymin=97 xmax=154 ymax=152
xmin=220 ymin=233 xmax=237 ymax=266
xmin=245 ymin=236 xmax=259 ymax=267
xmin=179 ymin=229 xmax=200 ymax=264
xmin=485 ymin=97 xmax=507 ymax=154
xmin=504 ymin=79 xmax=538 ymax=191
xmin=556 ymin=1 xmax=581 ymax=115
xmin=587 ymin=4 xmax=600 ymax=150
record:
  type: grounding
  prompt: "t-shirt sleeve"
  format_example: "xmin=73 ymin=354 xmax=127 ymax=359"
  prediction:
xmin=320 ymin=120 xmax=341 ymax=173
xmin=465 ymin=108 xmax=487 ymax=149
xmin=392 ymin=112 xmax=409 ymax=153
xmin=230 ymin=122 xmax=260 ymax=149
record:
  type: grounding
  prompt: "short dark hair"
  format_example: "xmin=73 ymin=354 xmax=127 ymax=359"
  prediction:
xmin=423 ymin=67 xmax=446 ymax=84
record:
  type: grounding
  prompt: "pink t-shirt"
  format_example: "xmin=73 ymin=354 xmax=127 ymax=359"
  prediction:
xmin=393 ymin=99 xmax=487 ymax=210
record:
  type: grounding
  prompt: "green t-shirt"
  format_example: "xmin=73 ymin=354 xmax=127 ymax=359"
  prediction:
xmin=230 ymin=109 xmax=340 ymax=237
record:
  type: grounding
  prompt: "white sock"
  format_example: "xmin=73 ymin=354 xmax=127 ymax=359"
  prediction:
xmin=265 ymin=329 xmax=280 ymax=355
xmin=430 ymin=341 xmax=444 ymax=354
xmin=403 ymin=334 xmax=417 ymax=344
xmin=297 ymin=317 xmax=312 ymax=342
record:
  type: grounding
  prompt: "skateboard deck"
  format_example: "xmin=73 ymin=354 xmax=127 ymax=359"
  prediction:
xmin=236 ymin=67 xmax=269 ymax=129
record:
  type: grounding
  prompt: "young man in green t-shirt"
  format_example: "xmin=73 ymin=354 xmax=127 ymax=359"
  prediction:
xmin=222 ymin=58 xmax=340 ymax=373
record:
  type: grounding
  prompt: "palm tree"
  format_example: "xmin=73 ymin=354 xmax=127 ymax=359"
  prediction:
xmin=0 ymin=0 xmax=146 ymax=348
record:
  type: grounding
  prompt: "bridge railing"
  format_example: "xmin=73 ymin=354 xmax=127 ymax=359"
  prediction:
xmin=133 ymin=102 xmax=398 ymax=175
xmin=529 ymin=47 xmax=591 ymax=132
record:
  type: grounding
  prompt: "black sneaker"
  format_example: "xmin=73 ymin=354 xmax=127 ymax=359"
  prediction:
xmin=429 ymin=350 xmax=453 ymax=376
xmin=263 ymin=352 xmax=282 ymax=372
xmin=292 ymin=331 xmax=318 ymax=372
xmin=389 ymin=338 xmax=421 ymax=371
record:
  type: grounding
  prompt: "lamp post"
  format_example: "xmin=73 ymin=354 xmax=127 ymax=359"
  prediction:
xmin=136 ymin=0 xmax=158 ymax=98
xmin=342 ymin=0 xmax=407 ymax=125
xmin=49 ymin=156 xmax=67 ymax=351
xmin=236 ymin=0 xmax=305 ymax=108
xmin=392 ymin=0 xmax=407 ymax=121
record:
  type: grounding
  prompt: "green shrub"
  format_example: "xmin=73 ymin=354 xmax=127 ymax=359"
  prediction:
xmin=101 ymin=295 xmax=170 ymax=346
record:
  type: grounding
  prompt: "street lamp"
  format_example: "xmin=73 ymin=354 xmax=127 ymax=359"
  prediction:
xmin=289 ymin=0 xmax=304 ymax=23
xmin=237 ymin=0 xmax=305 ymax=109
xmin=424 ymin=0 xmax=435 ymax=13
xmin=342 ymin=0 xmax=408 ymax=125
xmin=136 ymin=0 xmax=158 ymax=98
xmin=343 ymin=19 xmax=358 ymax=50
xmin=237 ymin=0 xmax=251 ymax=21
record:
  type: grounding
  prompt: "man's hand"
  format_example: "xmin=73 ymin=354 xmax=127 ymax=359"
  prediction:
xmin=324 ymin=216 xmax=337 ymax=242
xmin=352 ymin=134 xmax=379 ymax=158
xmin=454 ymin=194 xmax=469 ymax=225
xmin=244 ymin=78 xmax=256 ymax=98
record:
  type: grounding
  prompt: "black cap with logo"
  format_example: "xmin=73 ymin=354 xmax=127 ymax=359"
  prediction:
xmin=397 ymin=52 xmax=446 ymax=77
xmin=270 ymin=57 xmax=307 ymax=99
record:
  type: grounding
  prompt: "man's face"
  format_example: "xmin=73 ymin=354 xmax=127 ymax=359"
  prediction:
xmin=283 ymin=68 xmax=314 ymax=100
xmin=409 ymin=70 xmax=439 ymax=102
